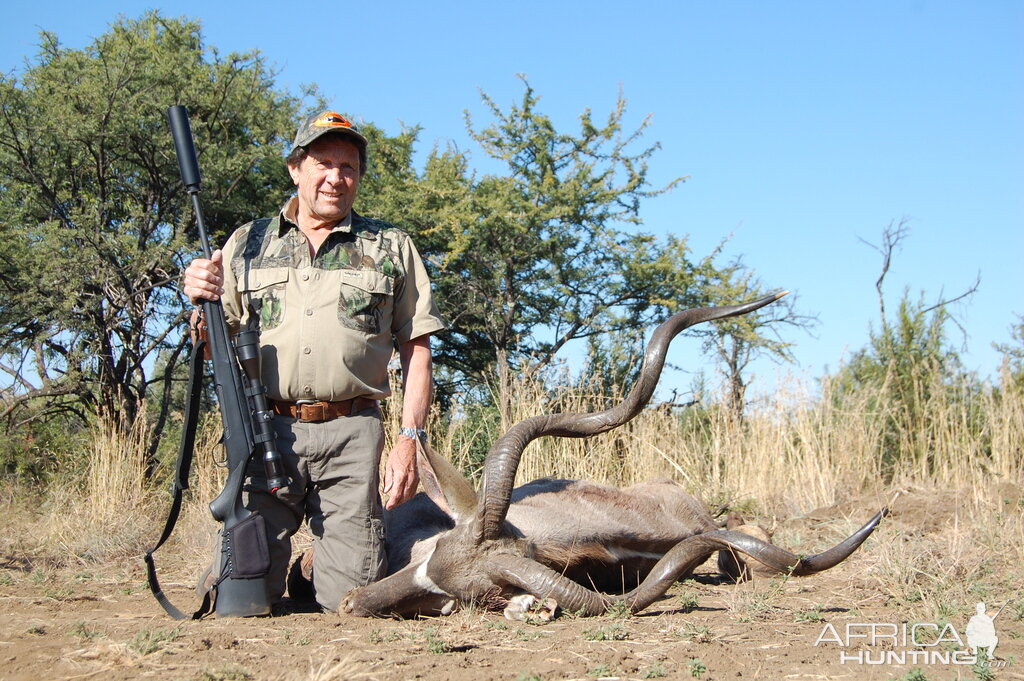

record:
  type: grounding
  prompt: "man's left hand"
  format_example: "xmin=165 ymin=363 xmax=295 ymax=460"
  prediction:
xmin=382 ymin=435 xmax=419 ymax=509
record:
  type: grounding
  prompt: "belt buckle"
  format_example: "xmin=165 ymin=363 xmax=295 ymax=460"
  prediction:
xmin=294 ymin=399 xmax=325 ymax=422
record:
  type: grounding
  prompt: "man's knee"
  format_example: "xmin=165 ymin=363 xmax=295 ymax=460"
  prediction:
xmin=310 ymin=518 xmax=387 ymax=611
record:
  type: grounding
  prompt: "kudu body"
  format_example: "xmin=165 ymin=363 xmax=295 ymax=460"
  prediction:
xmin=336 ymin=295 xmax=886 ymax=618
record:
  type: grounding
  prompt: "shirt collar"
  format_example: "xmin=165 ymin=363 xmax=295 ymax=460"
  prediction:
xmin=277 ymin=196 xmax=355 ymax=236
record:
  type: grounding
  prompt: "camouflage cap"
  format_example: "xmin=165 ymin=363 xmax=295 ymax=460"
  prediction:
xmin=291 ymin=110 xmax=368 ymax=154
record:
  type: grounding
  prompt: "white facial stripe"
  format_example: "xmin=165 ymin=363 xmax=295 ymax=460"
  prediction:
xmin=413 ymin=554 xmax=449 ymax=596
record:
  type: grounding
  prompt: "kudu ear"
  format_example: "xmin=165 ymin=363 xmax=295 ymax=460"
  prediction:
xmin=415 ymin=439 xmax=479 ymax=523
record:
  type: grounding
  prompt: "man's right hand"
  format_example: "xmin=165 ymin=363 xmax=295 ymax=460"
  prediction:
xmin=183 ymin=249 xmax=225 ymax=304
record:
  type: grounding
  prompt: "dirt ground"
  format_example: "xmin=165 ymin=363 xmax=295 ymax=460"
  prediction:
xmin=2 ymin=489 xmax=1021 ymax=681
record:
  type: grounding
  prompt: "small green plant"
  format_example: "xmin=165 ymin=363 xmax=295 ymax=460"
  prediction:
xmin=422 ymin=626 xmax=452 ymax=654
xmin=641 ymin=662 xmax=668 ymax=678
xmin=677 ymin=593 xmax=698 ymax=613
xmin=972 ymin=663 xmax=996 ymax=681
xmin=688 ymin=657 xmax=707 ymax=678
xmin=894 ymin=669 xmax=928 ymax=681
xmin=678 ymin=623 xmax=713 ymax=643
xmin=604 ymin=601 xmax=632 ymax=619
xmin=794 ymin=607 xmax=824 ymax=623
xmin=70 ymin=621 xmax=100 ymax=640
xmin=515 ymin=628 xmax=541 ymax=642
xmin=368 ymin=628 xmax=402 ymax=644
xmin=911 ymin=625 xmax=938 ymax=645
xmin=129 ymin=626 xmax=182 ymax=656
xmin=936 ymin=601 xmax=969 ymax=621
xmin=516 ymin=672 xmax=542 ymax=681
xmin=279 ymin=627 xmax=312 ymax=645
xmin=588 ymin=664 xmax=612 ymax=677
xmin=968 ymin=581 xmax=994 ymax=600
xmin=0 ymin=572 xmax=14 ymax=586
xmin=583 ymin=623 xmax=630 ymax=641
xmin=733 ymin=577 xmax=788 ymax=622
xmin=42 ymin=586 xmax=74 ymax=601
xmin=971 ymin=651 xmax=995 ymax=681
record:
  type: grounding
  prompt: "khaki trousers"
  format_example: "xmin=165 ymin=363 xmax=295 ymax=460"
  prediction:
xmin=243 ymin=404 xmax=387 ymax=611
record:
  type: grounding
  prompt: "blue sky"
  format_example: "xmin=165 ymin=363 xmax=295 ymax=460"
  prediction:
xmin=3 ymin=1 xmax=1021 ymax=395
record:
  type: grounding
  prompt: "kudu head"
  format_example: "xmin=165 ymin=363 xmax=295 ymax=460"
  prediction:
xmin=341 ymin=294 xmax=887 ymax=617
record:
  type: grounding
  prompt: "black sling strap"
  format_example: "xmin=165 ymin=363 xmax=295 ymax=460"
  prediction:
xmin=144 ymin=338 xmax=213 ymax=620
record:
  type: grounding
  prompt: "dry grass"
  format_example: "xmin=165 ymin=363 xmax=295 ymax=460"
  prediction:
xmin=40 ymin=413 xmax=155 ymax=564
xmin=461 ymin=369 xmax=1024 ymax=517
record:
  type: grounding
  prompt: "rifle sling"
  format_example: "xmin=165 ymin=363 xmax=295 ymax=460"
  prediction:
xmin=144 ymin=339 xmax=213 ymax=621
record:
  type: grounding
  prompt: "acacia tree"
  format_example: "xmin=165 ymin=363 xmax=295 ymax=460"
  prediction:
xmin=696 ymin=263 xmax=815 ymax=421
xmin=0 ymin=13 xmax=302 ymax=467
xmin=568 ymin=233 xmax=813 ymax=421
xmin=453 ymin=82 xmax=686 ymax=408
xmin=829 ymin=220 xmax=980 ymax=472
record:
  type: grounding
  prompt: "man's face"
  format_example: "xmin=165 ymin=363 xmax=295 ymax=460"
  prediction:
xmin=288 ymin=135 xmax=362 ymax=226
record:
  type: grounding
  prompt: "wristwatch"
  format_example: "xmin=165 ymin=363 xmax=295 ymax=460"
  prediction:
xmin=399 ymin=427 xmax=428 ymax=442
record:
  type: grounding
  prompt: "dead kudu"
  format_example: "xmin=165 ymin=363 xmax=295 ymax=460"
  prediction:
xmin=314 ymin=294 xmax=886 ymax=619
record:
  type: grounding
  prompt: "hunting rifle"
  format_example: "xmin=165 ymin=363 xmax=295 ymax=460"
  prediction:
xmin=145 ymin=105 xmax=289 ymax=619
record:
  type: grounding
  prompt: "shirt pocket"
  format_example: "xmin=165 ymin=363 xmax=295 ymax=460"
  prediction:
xmin=239 ymin=267 xmax=290 ymax=331
xmin=338 ymin=270 xmax=394 ymax=335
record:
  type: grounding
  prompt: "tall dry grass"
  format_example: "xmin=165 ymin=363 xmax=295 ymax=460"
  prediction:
xmin=0 ymin=405 xmax=228 ymax=570
xmin=434 ymin=368 xmax=1024 ymax=519
xmin=42 ymin=411 xmax=156 ymax=563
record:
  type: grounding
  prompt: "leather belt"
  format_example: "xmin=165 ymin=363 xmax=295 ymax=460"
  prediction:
xmin=270 ymin=397 xmax=379 ymax=422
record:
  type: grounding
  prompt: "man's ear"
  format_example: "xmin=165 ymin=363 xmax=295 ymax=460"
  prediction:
xmin=287 ymin=161 xmax=301 ymax=185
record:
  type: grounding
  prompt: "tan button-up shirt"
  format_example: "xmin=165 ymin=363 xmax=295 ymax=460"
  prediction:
xmin=220 ymin=198 xmax=446 ymax=402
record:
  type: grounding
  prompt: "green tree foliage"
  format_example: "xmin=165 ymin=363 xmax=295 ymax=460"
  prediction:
xmin=830 ymin=292 xmax=984 ymax=475
xmin=578 ymin=238 xmax=814 ymax=421
xmin=449 ymin=81 xmax=686 ymax=411
xmin=827 ymin=221 xmax=980 ymax=474
xmin=691 ymin=256 xmax=816 ymax=421
xmin=0 ymin=13 xmax=302 ymax=468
